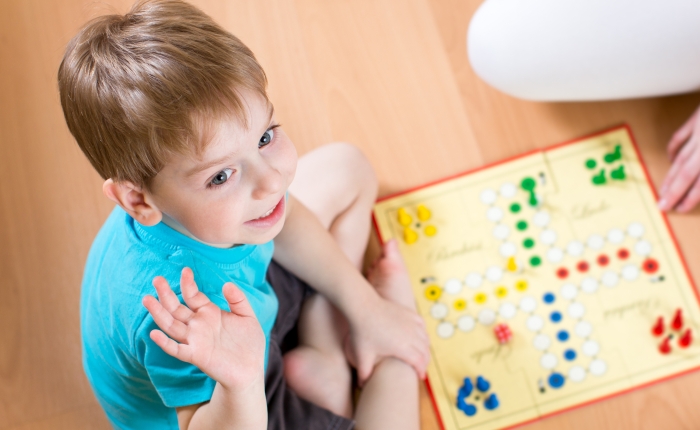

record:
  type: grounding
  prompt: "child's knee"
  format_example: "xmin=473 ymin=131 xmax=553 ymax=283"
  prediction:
xmin=325 ymin=142 xmax=378 ymax=198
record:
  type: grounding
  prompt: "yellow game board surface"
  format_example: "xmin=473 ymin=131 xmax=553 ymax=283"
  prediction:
xmin=373 ymin=126 xmax=700 ymax=430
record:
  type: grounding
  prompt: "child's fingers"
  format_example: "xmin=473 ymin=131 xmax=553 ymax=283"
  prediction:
xmin=149 ymin=329 xmax=193 ymax=363
xmin=661 ymin=140 xmax=694 ymax=196
xmin=179 ymin=267 xmax=211 ymax=312
xmin=676 ymin=177 xmax=700 ymax=213
xmin=668 ymin=110 xmax=698 ymax=161
xmin=143 ymin=295 xmax=189 ymax=342
xmin=152 ymin=276 xmax=194 ymax=323
xmin=659 ymin=152 xmax=700 ymax=211
xmin=356 ymin=352 xmax=376 ymax=386
xmin=222 ymin=282 xmax=256 ymax=318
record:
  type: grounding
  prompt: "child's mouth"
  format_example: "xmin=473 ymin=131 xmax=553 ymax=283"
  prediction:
xmin=244 ymin=197 xmax=285 ymax=228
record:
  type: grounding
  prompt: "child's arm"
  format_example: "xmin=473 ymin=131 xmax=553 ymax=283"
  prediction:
xmin=273 ymin=196 xmax=430 ymax=382
xmin=142 ymin=268 xmax=267 ymax=430
xmin=659 ymin=103 xmax=700 ymax=212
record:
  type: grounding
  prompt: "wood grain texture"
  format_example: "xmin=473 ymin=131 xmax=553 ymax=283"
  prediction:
xmin=1 ymin=0 xmax=699 ymax=429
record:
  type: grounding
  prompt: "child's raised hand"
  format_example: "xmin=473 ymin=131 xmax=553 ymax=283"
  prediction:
xmin=659 ymin=103 xmax=700 ymax=212
xmin=142 ymin=267 xmax=265 ymax=390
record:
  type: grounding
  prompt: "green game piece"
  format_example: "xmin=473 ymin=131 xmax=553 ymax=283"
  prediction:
xmin=585 ymin=159 xmax=597 ymax=169
xmin=523 ymin=238 xmax=535 ymax=249
xmin=611 ymin=165 xmax=626 ymax=180
xmin=604 ymin=145 xmax=623 ymax=164
xmin=530 ymin=256 xmax=542 ymax=267
xmin=528 ymin=190 xmax=538 ymax=207
xmin=604 ymin=153 xmax=616 ymax=164
xmin=510 ymin=203 xmax=521 ymax=213
xmin=592 ymin=169 xmax=606 ymax=185
xmin=516 ymin=220 xmax=528 ymax=231
xmin=613 ymin=144 xmax=622 ymax=160
xmin=521 ymin=177 xmax=536 ymax=191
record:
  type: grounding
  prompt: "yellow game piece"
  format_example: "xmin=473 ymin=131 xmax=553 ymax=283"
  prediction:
xmin=474 ymin=292 xmax=487 ymax=304
xmin=424 ymin=225 xmax=437 ymax=236
xmin=417 ymin=204 xmax=432 ymax=221
xmin=424 ymin=285 xmax=442 ymax=301
xmin=495 ymin=286 xmax=508 ymax=298
xmin=506 ymin=257 xmax=519 ymax=272
xmin=453 ymin=298 xmax=466 ymax=311
xmin=397 ymin=208 xmax=412 ymax=226
xmin=403 ymin=227 xmax=418 ymax=244
xmin=515 ymin=280 xmax=528 ymax=292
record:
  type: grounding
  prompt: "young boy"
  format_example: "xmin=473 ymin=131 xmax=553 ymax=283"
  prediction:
xmin=58 ymin=0 xmax=429 ymax=428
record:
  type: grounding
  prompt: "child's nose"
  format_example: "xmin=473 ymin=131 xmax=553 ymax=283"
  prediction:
xmin=251 ymin=161 xmax=283 ymax=200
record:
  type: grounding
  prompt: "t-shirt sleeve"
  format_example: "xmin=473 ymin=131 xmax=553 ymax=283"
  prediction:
xmin=135 ymin=313 xmax=216 ymax=408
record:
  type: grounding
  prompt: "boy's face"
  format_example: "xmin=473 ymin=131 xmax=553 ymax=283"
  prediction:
xmin=148 ymin=92 xmax=297 ymax=247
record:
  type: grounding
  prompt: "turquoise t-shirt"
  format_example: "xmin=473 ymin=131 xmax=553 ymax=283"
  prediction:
xmin=80 ymin=207 xmax=279 ymax=429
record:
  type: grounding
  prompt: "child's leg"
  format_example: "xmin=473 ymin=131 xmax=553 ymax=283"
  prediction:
xmin=284 ymin=143 xmax=378 ymax=417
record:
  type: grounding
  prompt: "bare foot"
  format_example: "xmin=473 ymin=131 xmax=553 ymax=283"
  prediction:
xmin=366 ymin=240 xmax=416 ymax=311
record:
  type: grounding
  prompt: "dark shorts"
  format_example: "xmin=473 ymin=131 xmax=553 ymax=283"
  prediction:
xmin=265 ymin=260 xmax=356 ymax=430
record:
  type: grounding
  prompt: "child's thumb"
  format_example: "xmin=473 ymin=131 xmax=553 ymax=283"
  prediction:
xmin=222 ymin=282 xmax=255 ymax=317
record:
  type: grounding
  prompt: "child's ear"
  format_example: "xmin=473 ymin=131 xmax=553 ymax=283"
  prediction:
xmin=102 ymin=179 xmax=163 ymax=226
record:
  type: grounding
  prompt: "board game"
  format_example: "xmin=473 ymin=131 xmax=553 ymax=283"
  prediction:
xmin=372 ymin=126 xmax=700 ymax=430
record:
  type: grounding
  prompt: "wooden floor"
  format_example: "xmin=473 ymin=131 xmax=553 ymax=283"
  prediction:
xmin=2 ymin=0 xmax=700 ymax=428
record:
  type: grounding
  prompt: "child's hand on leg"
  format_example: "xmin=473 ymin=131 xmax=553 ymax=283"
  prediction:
xmin=142 ymin=267 xmax=265 ymax=390
xmin=660 ymin=104 xmax=700 ymax=212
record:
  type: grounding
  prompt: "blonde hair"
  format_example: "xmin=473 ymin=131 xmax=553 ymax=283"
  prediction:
xmin=58 ymin=0 xmax=268 ymax=188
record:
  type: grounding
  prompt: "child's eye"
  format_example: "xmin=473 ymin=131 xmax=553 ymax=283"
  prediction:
xmin=210 ymin=168 xmax=233 ymax=187
xmin=259 ymin=128 xmax=275 ymax=148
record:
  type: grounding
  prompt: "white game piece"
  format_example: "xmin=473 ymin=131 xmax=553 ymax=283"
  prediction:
xmin=582 ymin=340 xmax=600 ymax=356
xmin=480 ymin=188 xmax=497 ymax=205
xmin=485 ymin=266 xmax=504 ymax=282
xmin=533 ymin=333 xmax=551 ymax=350
xmin=520 ymin=296 xmax=537 ymax=313
xmin=601 ymin=271 xmax=619 ymax=288
xmin=561 ymin=283 xmax=578 ymax=300
xmin=492 ymin=224 xmax=510 ymax=240
xmin=546 ymin=247 xmax=564 ymax=263
xmin=580 ymin=277 xmax=599 ymax=294
xmin=569 ymin=366 xmax=586 ymax=383
xmin=607 ymin=228 xmax=625 ymax=244
xmin=575 ymin=321 xmax=593 ymax=338
xmin=486 ymin=207 xmax=504 ymax=222
xmin=540 ymin=353 xmax=558 ymax=370
xmin=627 ymin=222 xmax=645 ymax=238
xmin=436 ymin=322 xmax=455 ymax=339
xmin=526 ymin=315 xmax=544 ymax=332
xmin=533 ymin=210 xmax=551 ymax=227
xmin=568 ymin=302 xmax=586 ymax=319
xmin=635 ymin=240 xmax=652 ymax=256
xmin=499 ymin=242 xmax=517 ymax=257
xmin=621 ymin=264 xmax=640 ymax=281
xmin=465 ymin=272 xmax=484 ymax=288
xmin=587 ymin=234 xmax=605 ymax=250
xmin=589 ymin=359 xmax=607 ymax=376
xmin=567 ymin=241 xmax=585 ymax=256
xmin=500 ymin=182 xmax=517 ymax=198
xmin=457 ymin=315 xmax=476 ymax=332
xmin=478 ymin=309 xmax=496 ymax=326
xmin=540 ymin=229 xmax=558 ymax=245
xmin=443 ymin=278 xmax=462 ymax=294
xmin=430 ymin=303 xmax=448 ymax=320
xmin=499 ymin=302 xmax=517 ymax=319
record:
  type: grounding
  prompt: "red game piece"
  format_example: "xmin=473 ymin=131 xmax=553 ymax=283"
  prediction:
xmin=576 ymin=261 xmax=589 ymax=273
xmin=659 ymin=336 xmax=672 ymax=354
xmin=597 ymin=254 xmax=609 ymax=266
xmin=617 ymin=248 xmax=630 ymax=259
xmin=642 ymin=258 xmax=659 ymax=274
xmin=556 ymin=268 xmax=569 ymax=279
xmin=494 ymin=323 xmax=513 ymax=344
xmin=652 ymin=316 xmax=664 ymax=336
xmin=679 ymin=329 xmax=693 ymax=348
xmin=672 ymin=308 xmax=683 ymax=331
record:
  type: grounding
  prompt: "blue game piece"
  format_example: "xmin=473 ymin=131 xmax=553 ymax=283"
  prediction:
xmin=459 ymin=377 xmax=473 ymax=398
xmin=550 ymin=311 xmax=562 ymax=323
xmin=457 ymin=395 xmax=477 ymax=416
xmin=557 ymin=330 xmax=570 ymax=342
xmin=543 ymin=292 xmax=555 ymax=304
xmin=548 ymin=372 xmax=565 ymax=389
xmin=564 ymin=349 xmax=576 ymax=361
xmin=476 ymin=376 xmax=490 ymax=392
xmin=484 ymin=393 xmax=500 ymax=410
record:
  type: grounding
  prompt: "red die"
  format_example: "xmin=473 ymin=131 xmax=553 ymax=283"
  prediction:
xmin=494 ymin=323 xmax=513 ymax=344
